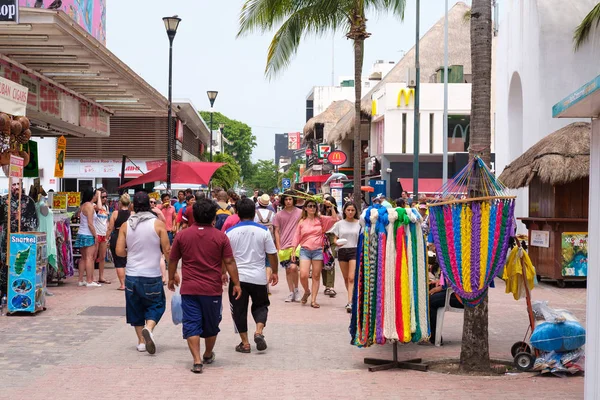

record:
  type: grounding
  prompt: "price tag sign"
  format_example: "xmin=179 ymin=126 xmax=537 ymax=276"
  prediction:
xmin=9 ymin=154 xmax=23 ymax=178
xmin=52 ymin=193 xmax=67 ymax=211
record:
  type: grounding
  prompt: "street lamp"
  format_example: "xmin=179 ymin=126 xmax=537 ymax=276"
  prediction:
xmin=163 ymin=15 xmax=181 ymax=192
xmin=207 ymin=90 xmax=218 ymax=162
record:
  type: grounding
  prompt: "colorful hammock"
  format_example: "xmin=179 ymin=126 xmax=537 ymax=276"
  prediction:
xmin=428 ymin=157 xmax=516 ymax=307
xmin=351 ymin=205 xmax=429 ymax=347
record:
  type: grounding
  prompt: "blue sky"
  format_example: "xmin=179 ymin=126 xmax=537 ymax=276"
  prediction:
xmin=107 ymin=1 xmax=471 ymax=161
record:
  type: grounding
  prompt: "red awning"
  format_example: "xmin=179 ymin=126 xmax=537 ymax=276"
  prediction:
xmin=302 ymin=174 xmax=332 ymax=183
xmin=398 ymin=178 xmax=443 ymax=193
xmin=119 ymin=160 xmax=225 ymax=188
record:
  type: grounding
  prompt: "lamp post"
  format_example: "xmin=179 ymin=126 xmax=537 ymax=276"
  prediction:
xmin=207 ymin=91 xmax=218 ymax=162
xmin=163 ymin=15 xmax=181 ymax=192
xmin=412 ymin=0 xmax=421 ymax=201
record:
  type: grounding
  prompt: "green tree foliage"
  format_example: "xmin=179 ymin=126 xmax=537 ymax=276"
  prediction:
xmin=574 ymin=2 xmax=600 ymax=50
xmin=211 ymin=153 xmax=241 ymax=190
xmin=245 ymin=159 xmax=279 ymax=193
xmin=199 ymin=111 xmax=257 ymax=178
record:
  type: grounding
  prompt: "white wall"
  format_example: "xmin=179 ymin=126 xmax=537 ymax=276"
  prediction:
xmin=372 ymin=83 xmax=471 ymax=155
xmin=310 ymin=86 xmax=355 ymax=115
xmin=495 ymin=0 xmax=600 ymax=226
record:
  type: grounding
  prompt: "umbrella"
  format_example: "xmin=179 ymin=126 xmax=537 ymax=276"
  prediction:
xmin=119 ymin=160 xmax=225 ymax=188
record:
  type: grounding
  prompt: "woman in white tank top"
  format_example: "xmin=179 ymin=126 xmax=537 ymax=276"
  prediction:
xmin=75 ymin=188 xmax=102 ymax=287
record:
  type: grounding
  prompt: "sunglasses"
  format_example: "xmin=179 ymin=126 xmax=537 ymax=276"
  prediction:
xmin=101 ymin=196 xmax=107 ymax=199
xmin=150 ymin=200 xmax=156 ymax=204
xmin=306 ymin=204 xmax=317 ymax=209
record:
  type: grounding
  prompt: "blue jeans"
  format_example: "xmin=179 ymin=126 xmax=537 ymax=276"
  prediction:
xmin=300 ymin=247 xmax=323 ymax=261
xmin=125 ymin=275 xmax=166 ymax=326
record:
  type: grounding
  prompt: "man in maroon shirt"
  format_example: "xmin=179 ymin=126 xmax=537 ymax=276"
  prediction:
xmin=169 ymin=199 xmax=242 ymax=374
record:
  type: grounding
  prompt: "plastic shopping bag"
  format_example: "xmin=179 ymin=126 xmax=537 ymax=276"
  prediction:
xmin=171 ymin=287 xmax=183 ymax=325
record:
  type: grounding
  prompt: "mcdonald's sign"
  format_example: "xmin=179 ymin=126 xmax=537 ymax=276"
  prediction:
xmin=397 ymin=88 xmax=415 ymax=107
xmin=327 ymin=150 xmax=347 ymax=166
xmin=372 ymin=100 xmax=378 ymax=116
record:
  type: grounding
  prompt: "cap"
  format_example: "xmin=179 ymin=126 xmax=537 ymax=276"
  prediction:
xmin=258 ymin=193 xmax=271 ymax=207
xmin=133 ymin=191 xmax=150 ymax=208
xmin=418 ymin=204 xmax=427 ymax=209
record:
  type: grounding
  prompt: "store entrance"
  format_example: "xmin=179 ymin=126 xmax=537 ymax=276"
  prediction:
xmin=77 ymin=179 xmax=94 ymax=193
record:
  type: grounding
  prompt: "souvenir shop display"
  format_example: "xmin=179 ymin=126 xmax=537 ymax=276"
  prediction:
xmin=428 ymin=156 xmax=516 ymax=307
xmin=7 ymin=233 xmax=47 ymax=313
xmin=351 ymin=204 xmax=430 ymax=372
xmin=49 ymin=214 xmax=75 ymax=284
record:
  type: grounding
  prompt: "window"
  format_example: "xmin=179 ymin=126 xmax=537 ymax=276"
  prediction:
xmin=375 ymin=120 xmax=384 ymax=155
xmin=448 ymin=115 xmax=470 ymax=152
xmin=402 ymin=113 xmax=407 ymax=153
xmin=306 ymin=100 xmax=314 ymax=122
xmin=62 ymin=179 xmax=77 ymax=192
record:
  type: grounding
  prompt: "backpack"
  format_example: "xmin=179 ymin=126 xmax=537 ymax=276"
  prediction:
xmin=214 ymin=204 xmax=233 ymax=230
xmin=256 ymin=209 xmax=274 ymax=238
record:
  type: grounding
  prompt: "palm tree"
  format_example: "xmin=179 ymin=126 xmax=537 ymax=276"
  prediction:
xmin=462 ymin=0 xmax=493 ymax=372
xmin=574 ymin=2 xmax=600 ymax=50
xmin=237 ymin=0 xmax=406 ymax=209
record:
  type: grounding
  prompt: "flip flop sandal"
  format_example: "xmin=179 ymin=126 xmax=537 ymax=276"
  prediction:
xmin=301 ymin=291 xmax=311 ymax=305
xmin=311 ymin=302 xmax=321 ymax=309
xmin=254 ymin=334 xmax=267 ymax=351
xmin=324 ymin=288 xmax=332 ymax=295
xmin=98 ymin=279 xmax=111 ymax=284
xmin=328 ymin=289 xmax=337 ymax=298
xmin=203 ymin=352 xmax=216 ymax=364
xmin=117 ymin=287 xmax=125 ymax=291
xmin=191 ymin=363 xmax=203 ymax=374
xmin=235 ymin=343 xmax=251 ymax=354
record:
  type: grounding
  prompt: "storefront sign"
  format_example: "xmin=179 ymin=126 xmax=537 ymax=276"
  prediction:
xmin=57 ymin=192 xmax=80 ymax=208
xmin=39 ymin=83 xmax=60 ymax=117
xmin=176 ymin=119 xmax=184 ymax=143
xmin=52 ymin=193 xmax=67 ymax=211
xmin=530 ymin=230 xmax=550 ymax=248
xmin=318 ymin=144 xmax=331 ymax=159
xmin=561 ymin=232 xmax=588 ymax=277
xmin=0 ymin=1 xmax=18 ymax=24
xmin=54 ymin=136 xmax=66 ymax=178
xmin=63 ymin=158 xmax=162 ymax=178
xmin=397 ymin=88 xmax=415 ymax=108
xmin=327 ymin=150 xmax=347 ymax=166
xmin=0 ymin=75 xmax=27 ymax=115
xmin=372 ymin=100 xmax=378 ymax=116
xmin=9 ymin=154 xmax=23 ymax=178
xmin=288 ymin=132 xmax=300 ymax=150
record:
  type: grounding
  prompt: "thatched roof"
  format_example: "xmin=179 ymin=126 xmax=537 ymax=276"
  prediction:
xmin=498 ymin=122 xmax=591 ymax=189
xmin=328 ymin=1 xmax=472 ymax=144
xmin=303 ymin=100 xmax=353 ymax=138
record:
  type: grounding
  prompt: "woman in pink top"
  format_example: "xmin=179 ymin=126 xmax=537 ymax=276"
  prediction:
xmin=291 ymin=198 xmax=337 ymax=308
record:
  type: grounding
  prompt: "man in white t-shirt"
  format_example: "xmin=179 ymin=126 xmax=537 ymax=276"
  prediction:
xmin=226 ymin=198 xmax=278 ymax=353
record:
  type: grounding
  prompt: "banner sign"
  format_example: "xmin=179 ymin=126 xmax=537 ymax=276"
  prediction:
xmin=288 ymin=132 xmax=300 ymax=150
xmin=57 ymin=192 xmax=80 ymax=208
xmin=54 ymin=136 xmax=66 ymax=178
xmin=23 ymin=140 xmax=38 ymax=178
xmin=9 ymin=154 xmax=23 ymax=178
xmin=0 ymin=75 xmax=27 ymax=116
xmin=52 ymin=193 xmax=67 ymax=211
xmin=0 ymin=1 xmax=18 ymax=24
xmin=561 ymin=232 xmax=588 ymax=277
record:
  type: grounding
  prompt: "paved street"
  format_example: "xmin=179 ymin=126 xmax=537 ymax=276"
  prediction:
xmin=0 ymin=266 xmax=585 ymax=400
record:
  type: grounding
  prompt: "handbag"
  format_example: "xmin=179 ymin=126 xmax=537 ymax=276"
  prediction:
xmin=321 ymin=217 xmax=335 ymax=271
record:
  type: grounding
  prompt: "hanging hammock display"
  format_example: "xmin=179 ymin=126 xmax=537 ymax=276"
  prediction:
xmin=428 ymin=156 xmax=516 ymax=307
xmin=350 ymin=204 xmax=429 ymax=348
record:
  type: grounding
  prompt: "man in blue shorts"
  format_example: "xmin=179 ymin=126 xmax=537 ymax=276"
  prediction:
xmin=169 ymin=199 xmax=242 ymax=373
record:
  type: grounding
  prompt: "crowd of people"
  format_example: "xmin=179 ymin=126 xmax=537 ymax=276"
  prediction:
xmin=73 ymin=184 xmax=459 ymax=372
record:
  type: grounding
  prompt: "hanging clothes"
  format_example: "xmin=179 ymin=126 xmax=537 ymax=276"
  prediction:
xmin=502 ymin=246 xmax=536 ymax=301
xmin=36 ymin=200 xmax=57 ymax=270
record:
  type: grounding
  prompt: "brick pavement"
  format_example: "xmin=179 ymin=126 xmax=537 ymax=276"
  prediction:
xmin=0 ymin=266 xmax=585 ymax=399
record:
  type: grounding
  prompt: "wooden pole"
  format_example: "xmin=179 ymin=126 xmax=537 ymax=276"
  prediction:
xmin=6 ymin=177 xmax=11 ymax=272
xmin=17 ymin=178 xmax=21 ymax=233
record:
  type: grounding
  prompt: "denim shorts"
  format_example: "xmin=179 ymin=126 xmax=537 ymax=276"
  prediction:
xmin=125 ymin=275 xmax=166 ymax=327
xmin=181 ymin=295 xmax=222 ymax=339
xmin=300 ymin=247 xmax=323 ymax=261
xmin=74 ymin=234 xmax=95 ymax=248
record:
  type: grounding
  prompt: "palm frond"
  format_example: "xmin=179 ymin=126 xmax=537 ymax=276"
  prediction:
xmin=574 ymin=2 xmax=600 ymax=51
xmin=264 ymin=2 xmax=349 ymax=78
xmin=238 ymin=0 xmax=298 ymax=37
xmin=365 ymin=0 xmax=406 ymax=20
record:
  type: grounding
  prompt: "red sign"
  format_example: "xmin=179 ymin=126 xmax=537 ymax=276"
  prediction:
xmin=288 ymin=132 xmax=300 ymax=150
xmin=327 ymin=150 xmax=347 ymax=166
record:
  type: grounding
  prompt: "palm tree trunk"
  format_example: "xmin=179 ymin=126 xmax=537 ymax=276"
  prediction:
xmin=460 ymin=0 xmax=493 ymax=372
xmin=353 ymin=38 xmax=364 ymax=211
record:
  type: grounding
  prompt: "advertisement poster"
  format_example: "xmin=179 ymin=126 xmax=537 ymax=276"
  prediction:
xmin=561 ymin=232 xmax=588 ymax=277
xmin=19 ymin=0 xmax=106 ymax=44
xmin=8 ymin=233 xmax=47 ymax=313
xmin=287 ymin=132 xmax=300 ymax=150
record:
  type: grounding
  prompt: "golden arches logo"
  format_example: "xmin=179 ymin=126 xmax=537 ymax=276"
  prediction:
xmin=397 ymin=88 xmax=415 ymax=107
xmin=372 ymin=100 xmax=378 ymax=116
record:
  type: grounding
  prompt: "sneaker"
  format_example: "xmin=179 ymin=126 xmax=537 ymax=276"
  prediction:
xmin=345 ymin=303 xmax=352 ymax=313
xmin=142 ymin=327 xmax=156 ymax=355
xmin=86 ymin=282 xmax=102 ymax=287
xmin=78 ymin=281 xmax=87 ymax=287
xmin=285 ymin=292 xmax=294 ymax=303
xmin=293 ymin=289 xmax=301 ymax=302
xmin=136 ymin=343 xmax=146 ymax=352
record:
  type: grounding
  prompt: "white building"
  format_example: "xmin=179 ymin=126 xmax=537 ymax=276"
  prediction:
xmin=495 ymin=0 xmax=600 ymax=229
xmin=370 ymin=82 xmax=472 ymax=197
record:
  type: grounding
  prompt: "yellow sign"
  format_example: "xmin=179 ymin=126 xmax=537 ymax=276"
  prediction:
xmin=54 ymin=136 xmax=66 ymax=178
xmin=52 ymin=193 xmax=67 ymax=211
xmin=372 ymin=100 xmax=378 ymax=116
xmin=58 ymin=192 xmax=81 ymax=207
xmin=397 ymin=88 xmax=415 ymax=107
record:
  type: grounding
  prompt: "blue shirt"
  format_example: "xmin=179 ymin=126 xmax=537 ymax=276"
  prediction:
xmin=174 ymin=200 xmax=186 ymax=213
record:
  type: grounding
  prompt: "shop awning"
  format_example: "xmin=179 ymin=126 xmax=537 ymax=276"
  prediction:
xmin=398 ymin=178 xmax=443 ymax=193
xmin=302 ymin=174 xmax=332 ymax=183
xmin=119 ymin=161 xmax=225 ymax=188
xmin=0 ymin=8 xmax=169 ymax=137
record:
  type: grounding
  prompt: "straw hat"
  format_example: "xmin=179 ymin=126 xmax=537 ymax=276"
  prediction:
xmin=258 ymin=194 xmax=270 ymax=207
